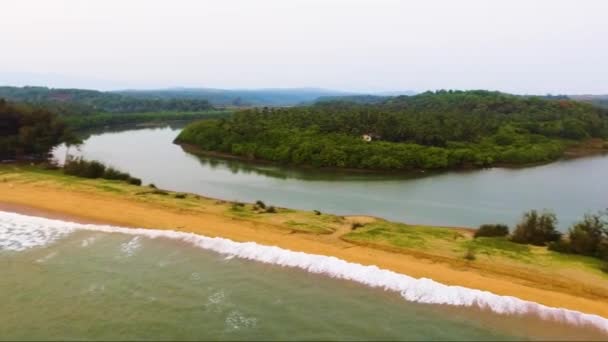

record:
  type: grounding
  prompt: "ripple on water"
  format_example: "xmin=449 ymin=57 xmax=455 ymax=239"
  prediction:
xmin=224 ymin=310 xmax=258 ymax=332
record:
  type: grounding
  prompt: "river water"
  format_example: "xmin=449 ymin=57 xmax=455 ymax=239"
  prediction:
xmin=2 ymin=211 xmax=606 ymax=340
xmin=53 ymin=124 xmax=608 ymax=231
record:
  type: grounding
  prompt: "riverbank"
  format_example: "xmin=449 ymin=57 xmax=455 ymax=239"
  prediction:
xmin=176 ymin=138 xmax=608 ymax=175
xmin=1 ymin=164 xmax=608 ymax=319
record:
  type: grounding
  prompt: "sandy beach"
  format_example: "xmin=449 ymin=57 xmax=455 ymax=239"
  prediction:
xmin=1 ymin=168 xmax=607 ymax=319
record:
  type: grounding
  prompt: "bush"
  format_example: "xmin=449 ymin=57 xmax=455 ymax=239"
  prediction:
xmin=313 ymin=210 xmax=321 ymax=215
xmin=474 ymin=224 xmax=509 ymax=238
xmin=548 ymin=239 xmax=571 ymax=253
xmin=64 ymin=157 xmax=106 ymax=179
xmin=127 ymin=177 xmax=142 ymax=186
xmin=511 ymin=210 xmax=562 ymax=246
xmin=351 ymin=222 xmax=364 ymax=230
xmin=148 ymin=183 xmax=157 ymax=189
xmin=265 ymin=206 xmax=277 ymax=213
xmin=64 ymin=157 xmax=141 ymax=186
xmin=464 ymin=247 xmax=476 ymax=261
xmin=174 ymin=193 xmax=187 ymax=199
xmin=567 ymin=212 xmax=607 ymax=257
xmin=550 ymin=211 xmax=608 ymax=259
xmin=104 ymin=167 xmax=131 ymax=181
xmin=255 ymin=200 xmax=266 ymax=209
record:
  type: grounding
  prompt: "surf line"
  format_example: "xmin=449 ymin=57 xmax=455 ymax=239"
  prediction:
xmin=1 ymin=210 xmax=607 ymax=333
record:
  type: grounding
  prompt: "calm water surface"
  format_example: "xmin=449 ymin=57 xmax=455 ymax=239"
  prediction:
xmin=53 ymin=124 xmax=608 ymax=230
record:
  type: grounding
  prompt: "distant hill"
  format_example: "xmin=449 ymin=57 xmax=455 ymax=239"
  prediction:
xmin=113 ymin=88 xmax=359 ymax=107
xmin=0 ymin=86 xmax=213 ymax=115
xmin=569 ymin=95 xmax=608 ymax=109
xmin=315 ymin=95 xmax=390 ymax=105
xmin=176 ymin=90 xmax=608 ymax=171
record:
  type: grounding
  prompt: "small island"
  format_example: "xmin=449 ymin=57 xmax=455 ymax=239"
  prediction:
xmin=175 ymin=90 xmax=608 ymax=171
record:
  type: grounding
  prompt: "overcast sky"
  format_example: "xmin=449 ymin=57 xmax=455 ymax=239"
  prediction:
xmin=1 ymin=0 xmax=606 ymax=94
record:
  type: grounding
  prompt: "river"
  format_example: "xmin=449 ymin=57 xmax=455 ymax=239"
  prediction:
xmin=53 ymin=124 xmax=608 ymax=231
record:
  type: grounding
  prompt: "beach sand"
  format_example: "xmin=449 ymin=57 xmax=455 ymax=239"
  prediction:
xmin=1 ymin=178 xmax=608 ymax=318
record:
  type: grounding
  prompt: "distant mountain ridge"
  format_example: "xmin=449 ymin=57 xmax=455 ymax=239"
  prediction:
xmin=113 ymin=87 xmax=361 ymax=106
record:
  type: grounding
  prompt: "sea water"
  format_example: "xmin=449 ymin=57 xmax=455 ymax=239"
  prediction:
xmin=1 ymin=211 xmax=607 ymax=340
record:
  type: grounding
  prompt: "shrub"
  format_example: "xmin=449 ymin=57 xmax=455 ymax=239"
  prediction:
xmin=148 ymin=183 xmax=157 ymax=189
xmin=127 ymin=177 xmax=142 ymax=186
xmin=601 ymin=262 xmax=608 ymax=274
xmin=174 ymin=193 xmax=187 ymax=199
xmin=231 ymin=202 xmax=245 ymax=210
xmin=313 ymin=210 xmax=321 ymax=215
xmin=255 ymin=200 xmax=266 ymax=209
xmin=567 ymin=212 xmax=607 ymax=257
xmin=464 ymin=247 xmax=476 ymax=261
xmin=548 ymin=239 xmax=571 ymax=253
xmin=265 ymin=206 xmax=277 ymax=213
xmin=64 ymin=157 xmax=106 ymax=178
xmin=511 ymin=210 xmax=562 ymax=246
xmin=104 ymin=167 xmax=130 ymax=181
xmin=474 ymin=224 xmax=509 ymax=238
xmin=351 ymin=222 xmax=364 ymax=230
xmin=64 ymin=157 xmax=141 ymax=186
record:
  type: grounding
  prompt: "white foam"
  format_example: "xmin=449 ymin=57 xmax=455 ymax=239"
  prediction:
xmin=120 ymin=236 xmax=142 ymax=257
xmin=0 ymin=210 xmax=607 ymax=332
xmin=0 ymin=214 xmax=75 ymax=251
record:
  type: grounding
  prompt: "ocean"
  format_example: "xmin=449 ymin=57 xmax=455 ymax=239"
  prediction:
xmin=1 ymin=211 xmax=606 ymax=340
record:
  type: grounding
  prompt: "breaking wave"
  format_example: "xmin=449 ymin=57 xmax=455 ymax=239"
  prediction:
xmin=0 ymin=210 xmax=607 ymax=332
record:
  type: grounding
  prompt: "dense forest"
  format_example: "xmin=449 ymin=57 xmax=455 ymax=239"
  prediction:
xmin=0 ymin=99 xmax=75 ymax=160
xmin=63 ymin=110 xmax=232 ymax=130
xmin=0 ymin=86 xmax=214 ymax=115
xmin=115 ymin=88 xmax=357 ymax=107
xmin=176 ymin=90 xmax=608 ymax=171
xmin=570 ymin=95 xmax=608 ymax=109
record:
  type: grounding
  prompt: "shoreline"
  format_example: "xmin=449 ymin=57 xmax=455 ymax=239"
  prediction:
xmin=1 ymin=166 xmax=608 ymax=319
xmin=175 ymin=139 xmax=608 ymax=175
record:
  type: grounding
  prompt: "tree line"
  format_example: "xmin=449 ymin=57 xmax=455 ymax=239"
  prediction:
xmin=0 ymin=99 xmax=77 ymax=161
xmin=475 ymin=209 xmax=608 ymax=272
xmin=0 ymin=86 xmax=214 ymax=115
xmin=176 ymin=90 xmax=608 ymax=171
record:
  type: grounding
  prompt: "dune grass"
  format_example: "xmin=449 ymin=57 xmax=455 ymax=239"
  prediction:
xmin=1 ymin=163 xmax=607 ymax=293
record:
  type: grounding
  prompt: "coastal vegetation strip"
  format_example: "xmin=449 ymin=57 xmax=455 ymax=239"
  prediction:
xmin=175 ymin=90 xmax=608 ymax=171
xmin=0 ymin=98 xmax=232 ymax=161
xmin=62 ymin=110 xmax=232 ymax=130
xmin=1 ymin=164 xmax=607 ymax=317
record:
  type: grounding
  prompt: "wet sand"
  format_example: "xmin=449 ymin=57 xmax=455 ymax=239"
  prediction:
xmin=1 ymin=180 xmax=608 ymax=318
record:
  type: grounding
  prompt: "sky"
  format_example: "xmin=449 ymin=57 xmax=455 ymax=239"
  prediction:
xmin=0 ymin=0 xmax=606 ymax=94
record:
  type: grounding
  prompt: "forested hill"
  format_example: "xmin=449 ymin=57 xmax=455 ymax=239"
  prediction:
xmin=176 ymin=90 xmax=608 ymax=171
xmin=114 ymin=88 xmax=357 ymax=107
xmin=569 ymin=95 xmax=608 ymax=109
xmin=0 ymin=86 xmax=214 ymax=115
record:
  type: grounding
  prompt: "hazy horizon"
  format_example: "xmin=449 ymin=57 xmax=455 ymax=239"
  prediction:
xmin=1 ymin=0 xmax=607 ymax=94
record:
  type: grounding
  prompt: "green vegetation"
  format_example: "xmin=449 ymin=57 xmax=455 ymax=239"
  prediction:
xmin=0 ymin=99 xmax=77 ymax=160
xmin=1 ymin=164 xmax=607 ymax=300
xmin=0 ymin=86 xmax=214 ymax=115
xmin=511 ymin=210 xmax=562 ymax=245
xmin=63 ymin=157 xmax=141 ymax=185
xmin=176 ymin=90 xmax=608 ymax=171
xmin=549 ymin=211 xmax=608 ymax=260
xmin=474 ymin=224 xmax=509 ymax=238
xmin=62 ymin=110 xmax=232 ymax=130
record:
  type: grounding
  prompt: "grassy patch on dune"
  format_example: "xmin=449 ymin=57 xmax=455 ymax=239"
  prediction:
xmin=2 ymin=164 xmax=607 ymax=284
xmin=343 ymin=221 xmax=465 ymax=250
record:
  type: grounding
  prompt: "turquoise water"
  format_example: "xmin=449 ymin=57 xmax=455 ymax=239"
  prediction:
xmin=54 ymin=125 xmax=608 ymax=230
xmin=2 ymin=212 xmax=606 ymax=340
